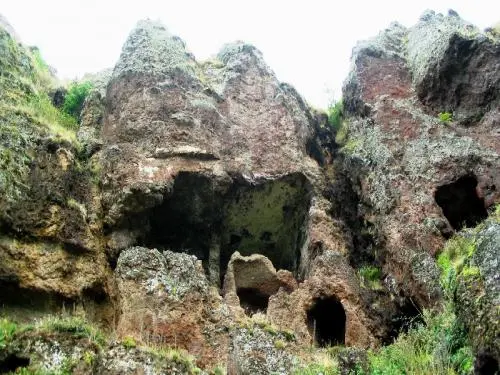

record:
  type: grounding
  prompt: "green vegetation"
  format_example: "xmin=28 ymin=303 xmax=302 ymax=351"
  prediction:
xmin=62 ymin=81 xmax=93 ymax=119
xmin=295 ymin=305 xmax=473 ymax=374
xmin=0 ymin=318 xmax=17 ymax=349
xmin=142 ymin=345 xmax=202 ymax=373
xmin=358 ymin=265 xmax=383 ymax=290
xmin=438 ymin=112 xmax=453 ymax=124
xmin=327 ymin=99 xmax=344 ymax=131
xmin=0 ymin=27 xmax=81 ymax=203
xmin=368 ymin=305 xmax=473 ymax=375
xmin=437 ymin=235 xmax=476 ymax=297
xmin=122 ymin=335 xmax=137 ymax=349
xmin=36 ymin=315 xmax=106 ymax=347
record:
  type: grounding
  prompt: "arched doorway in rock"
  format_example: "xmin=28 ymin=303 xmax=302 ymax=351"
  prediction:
xmin=434 ymin=175 xmax=488 ymax=230
xmin=307 ymin=296 xmax=346 ymax=347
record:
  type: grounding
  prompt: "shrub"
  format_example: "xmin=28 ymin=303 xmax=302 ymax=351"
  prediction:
xmin=328 ymin=100 xmax=343 ymax=131
xmin=438 ymin=112 xmax=453 ymax=123
xmin=62 ymin=81 xmax=93 ymax=120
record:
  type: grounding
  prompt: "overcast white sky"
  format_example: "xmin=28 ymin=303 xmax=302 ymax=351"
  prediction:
xmin=2 ymin=1 xmax=499 ymax=108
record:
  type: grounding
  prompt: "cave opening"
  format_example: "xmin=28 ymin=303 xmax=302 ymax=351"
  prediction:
xmin=307 ymin=296 xmax=346 ymax=347
xmin=0 ymin=355 xmax=30 ymax=373
xmin=138 ymin=172 xmax=222 ymax=273
xmin=220 ymin=174 xmax=311 ymax=283
xmin=434 ymin=175 xmax=488 ymax=230
xmin=237 ymin=287 xmax=270 ymax=315
xmin=475 ymin=353 xmax=499 ymax=375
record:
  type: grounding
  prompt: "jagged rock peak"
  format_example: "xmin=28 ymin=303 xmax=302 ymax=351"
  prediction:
xmin=112 ymin=19 xmax=195 ymax=79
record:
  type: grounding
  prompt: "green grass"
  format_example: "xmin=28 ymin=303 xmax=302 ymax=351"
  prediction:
xmin=36 ymin=315 xmax=106 ymax=347
xmin=0 ymin=318 xmax=17 ymax=349
xmin=122 ymin=335 xmax=137 ymax=349
xmin=368 ymin=305 xmax=473 ymax=375
xmin=438 ymin=112 xmax=453 ymax=124
xmin=437 ymin=235 xmax=476 ymax=296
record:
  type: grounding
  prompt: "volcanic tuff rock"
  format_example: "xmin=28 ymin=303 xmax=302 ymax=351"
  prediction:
xmin=341 ymin=10 xmax=500 ymax=309
xmin=0 ymin=9 xmax=499 ymax=374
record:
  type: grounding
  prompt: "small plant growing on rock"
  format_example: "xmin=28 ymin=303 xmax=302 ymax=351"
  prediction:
xmin=122 ymin=335 xmax=137 ymax=349
xmin=438 ymin=111 xmax=453 ymax=124
xmin=274 ymin=339 xmax=286 ymax=350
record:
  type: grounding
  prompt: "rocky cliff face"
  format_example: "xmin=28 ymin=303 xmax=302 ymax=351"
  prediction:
xmin=0 ymin=10 xmax=498 ymax=374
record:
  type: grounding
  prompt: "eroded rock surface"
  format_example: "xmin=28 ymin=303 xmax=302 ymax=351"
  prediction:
xmin=341 ymin=11 xmax=500 ymax=310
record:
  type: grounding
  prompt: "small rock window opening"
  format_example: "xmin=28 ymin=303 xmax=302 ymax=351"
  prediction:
xmin=237 ymin=287 xmax=270 ymax=315
xmin=435 ymin=175 xmax=488 ymax=230
xmin=307 ymin=296 xmax=346 ymax=347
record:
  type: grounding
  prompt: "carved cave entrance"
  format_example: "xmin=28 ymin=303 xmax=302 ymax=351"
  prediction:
xmin=434 ymin=175 xmax=488 ymax=230
xmin=139 ymin=172 xmax=222 ymax=274
xmin=307 ymin=296 xmax=346 ymax=347
xmin=135 ymin=172 xmax=311 ymax=288
xmin=219 ymin=173 xmax=311 ymax=283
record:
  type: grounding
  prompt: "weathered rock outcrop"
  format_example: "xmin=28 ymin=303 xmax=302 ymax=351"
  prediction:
xmin=100 ymin=20 xmax=380 ymax=362
xmin=1 ymin=10 xmax=499 ymax=374
xmin=455 ymin=221 xmax=500 ymax=367
xmin=341 ymin=10 xmax=500 ymax=311
xmin=0 ymin=17 xmax=113 ymax=324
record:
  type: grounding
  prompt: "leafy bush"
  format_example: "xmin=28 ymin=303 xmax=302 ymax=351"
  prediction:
xmin=328 ymin=100 xmax=344 ymax=131
xmin=438 ymin=112 xmax=453 ymax=123
xmin=62 ymin=81 xmax=93 ymax=120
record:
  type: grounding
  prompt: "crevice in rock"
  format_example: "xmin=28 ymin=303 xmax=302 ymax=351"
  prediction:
xmin=475 ymin=352 xmax=499 ymax=375
xmin=307 ymin=296 xmax=346 ymax=347
xmin=0 ymin=355 xmax=30 ymax=373
xmin=237 ymin=287 xmax=269 ymax=315
xmin=435 ymin=175 xmax=488 ymax=230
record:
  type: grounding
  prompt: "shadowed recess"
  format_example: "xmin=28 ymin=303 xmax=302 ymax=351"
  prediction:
xmin=237 ymin=287 xmax=270 ymax=315
xmin=0 ymin=355 xmax=30 ymax=373
xmin=220 ymin=173 xmax=311 ymax=281
xmin=139 ymin=172 xmax=222 ymax=269
xmin=435 ymin=175 xmax=488 ymax=230
xmin=475 ymin=353 xmax=499 ymax=375
xmin=307 ymin=296 xmax=346 ymax=347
